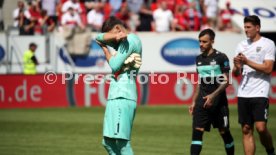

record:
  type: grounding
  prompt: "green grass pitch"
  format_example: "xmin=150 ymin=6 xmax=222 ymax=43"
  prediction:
xmin=0 ymin=105 xmax=276 ymax=155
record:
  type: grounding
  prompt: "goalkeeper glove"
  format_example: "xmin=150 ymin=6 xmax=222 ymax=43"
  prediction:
xmin=124 ymin=53 xmax=142 ymax=69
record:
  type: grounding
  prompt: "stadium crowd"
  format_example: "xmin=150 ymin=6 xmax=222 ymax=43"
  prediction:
xmin=13 ymin=0 xmax=241 ymax=35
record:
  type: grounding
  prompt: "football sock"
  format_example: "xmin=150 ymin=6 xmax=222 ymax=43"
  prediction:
xmin=190 ymin=129 xmax=203 ymax=155
xmin=221 ymin=131 xmax=234 ymax=155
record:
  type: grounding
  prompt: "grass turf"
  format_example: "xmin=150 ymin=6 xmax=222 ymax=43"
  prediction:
xmin=0 ymin=105 xmax=276 ymax=155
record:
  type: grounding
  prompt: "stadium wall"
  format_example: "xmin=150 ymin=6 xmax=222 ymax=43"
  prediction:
xmin=1 ymin=73 xmax=276 ymax=108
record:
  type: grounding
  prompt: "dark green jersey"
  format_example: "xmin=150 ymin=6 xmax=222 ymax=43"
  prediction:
xmin=196 ymin=49 xmax=230 ymax=106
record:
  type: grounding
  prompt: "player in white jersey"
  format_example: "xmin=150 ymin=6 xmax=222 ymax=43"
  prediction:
xmin=233 ymin=15 xmax=275 ymax=155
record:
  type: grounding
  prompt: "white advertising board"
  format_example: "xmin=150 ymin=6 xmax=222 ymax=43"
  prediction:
xmin=55 ymin=32 xmax=243 ymax=73
xmin=0 ymin=32 xmax=244 ymax=74
xmin=219 ymin=0 xmax=276 ymax=32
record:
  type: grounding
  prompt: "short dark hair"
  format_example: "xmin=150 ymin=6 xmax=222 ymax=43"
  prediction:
xmin=198 ymin=28 xmax=215 ymax=40
xmin=101 ymin=16 xmax=125 ymax=32
xmin=244 ymin=15 xmax=261 ymax=27
xmin=29 ymin=42 xmax=37 ymax=48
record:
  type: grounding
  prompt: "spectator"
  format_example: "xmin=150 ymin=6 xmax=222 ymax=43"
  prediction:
xmin=158 ymin=0 xmax=175 ymax=12
xmin=62 ymin=0 xmax=82 ymax=13
xmin=61 ymin=6 xmax=91 ymax=56
xmin=18 ymin=9 xmax=34 ymax=35
xmin=153 ymin=0 xmax=174 ymax=32
xmin=151 ymin=0 xmax=158 ymax=11
xmin=102 ymin=1 xmax=111 ymax=20
xmin=109 ymin=0 xmax=122 ymax=16
xmin=174 ymin=3 xmax=189 ymax=31
xmin=84 ymin=0 xmax=106 ymax=12
xmin=84 ymin=0 xmax=95 ymax=11
xmin=61 ymin=7 xmax=84 ymax=29
xmin=188 ymin=0 xmax=203 ymax=17
xmin=87 ymin=2 xmax=104 ymax=31
xmin=13 ymin=0 xmax=31 ymax=27
xmin=137 ymin=0 xmax=154 ymax=32
xmin=37 ymin=9 xmax=56 ymax=34
xmin=174 ymin=0 xmax=188 ymax=13
xmin=218 ymin=2 xmax=241 ymax=33
xmin=200 ymin=16 xmax=211 ymax=30
xmin=79 ymin=0 xmax=88 ymax=26
xmin=27 ymin=1 xmax=42 ymax=35
xmin=203 ymin=0 xmax=218 ymax=29
xmin=115 ymin=3 xmax=131 ymax=30
xmin=127 ymin=0 xmax=143 ymax=14
xmin=127 ymin=0 xmax=144 ymax=32
xmin=56 ymin=0 xmax=68 ymax=24
xmin=184 ymin=1 xmax=201 ymax=31
xmin=23 ymin=43 xmax=39 ymax=74
xmin=41 ymin=0 xmax=60 ymax=25
xmin=28 ymin=0 xmax=41 ymax=19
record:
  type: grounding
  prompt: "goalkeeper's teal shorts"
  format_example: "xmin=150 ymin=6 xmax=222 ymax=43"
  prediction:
xmin=103 ymin=98 xmax=137 ymax=140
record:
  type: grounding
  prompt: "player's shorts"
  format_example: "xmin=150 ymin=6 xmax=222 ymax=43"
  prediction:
xmin=193 ymin=104 xmax=230 ymax=132
xmin=103 ymin=98 xmax=137 ymax=140
xmin=238 ymin=97 xmax=269 ymax=125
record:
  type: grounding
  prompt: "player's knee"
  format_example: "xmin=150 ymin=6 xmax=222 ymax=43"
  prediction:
xmin=242 ymin=124 xmax=253 ymax=135
xmin=256 ymin=124 xmax=267 ymax=134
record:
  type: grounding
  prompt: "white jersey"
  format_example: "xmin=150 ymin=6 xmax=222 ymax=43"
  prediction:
xmin=153 ymin=8 xmax=173 ymax=32
xmin=87 ymin=9 xmax=104 ymax=26
xmin=13 ymin=8 xmax=31 ymax=27
xmin=61 ymin=12 xmax=82 ymax=28
xmin=235 ymin=37 xmax=275 ymax=98
xmin=62 ymin=0 xmax=82 ymax=13
xmin=204 ymin=0 xmax=218 ymax=18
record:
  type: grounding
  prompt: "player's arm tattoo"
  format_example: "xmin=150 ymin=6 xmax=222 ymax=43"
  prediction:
xmin=211 ymin=73 xmax=229 ymax=98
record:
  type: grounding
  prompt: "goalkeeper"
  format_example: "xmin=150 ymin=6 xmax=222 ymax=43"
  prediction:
xmin=95 ymin=16 xmax=142 ymax=155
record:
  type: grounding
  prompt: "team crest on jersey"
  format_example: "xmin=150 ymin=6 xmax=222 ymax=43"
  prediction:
xmin=210 ymin=59 xmax=216 ymax=65
xmin=256 ymin=46 xmax=262 ymax=52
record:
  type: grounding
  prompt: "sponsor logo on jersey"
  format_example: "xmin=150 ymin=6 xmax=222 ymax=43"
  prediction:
xmin=210 ymin=59 xmax=217 ymax=66
xmin=256 ymin=46 xmax=262 ymax=52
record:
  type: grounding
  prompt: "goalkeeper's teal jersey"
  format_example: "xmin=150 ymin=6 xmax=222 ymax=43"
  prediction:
xmin=96 ymin=33 xmax=142 ymax=101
